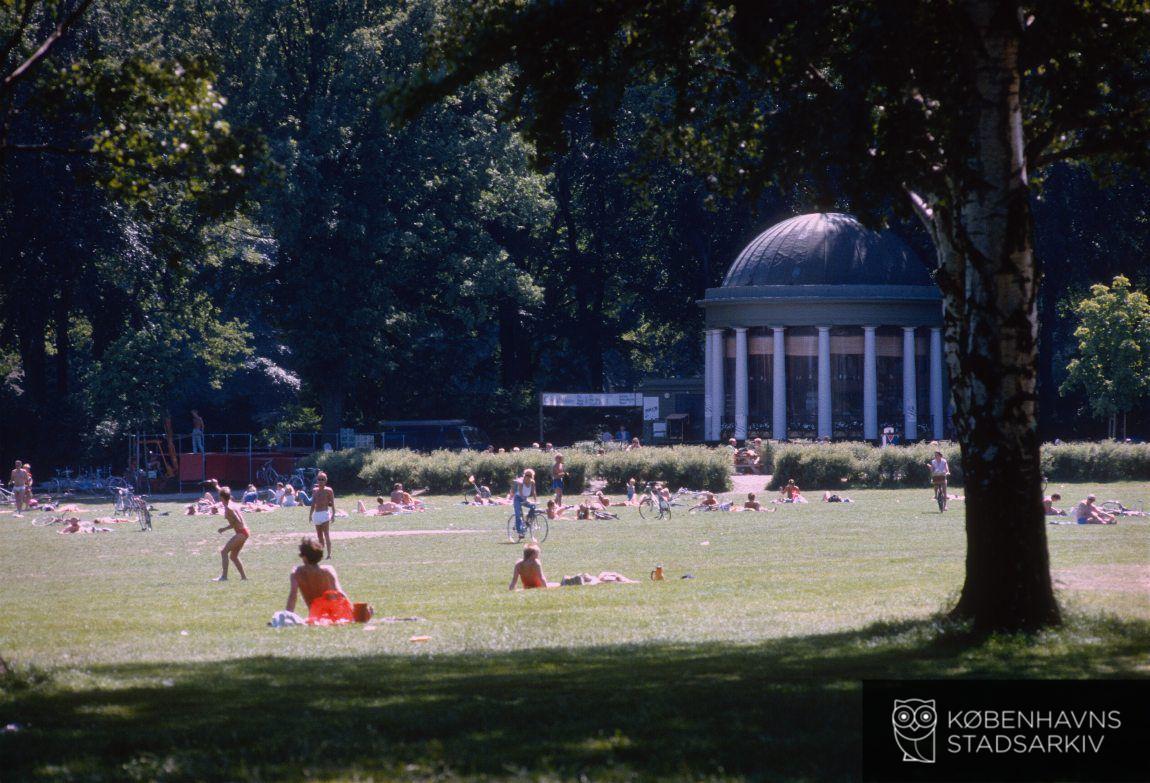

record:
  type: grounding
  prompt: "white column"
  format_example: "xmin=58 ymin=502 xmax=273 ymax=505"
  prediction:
xmin=734 ymin=327 xmax=749 ymax=440
xmin=704 ymin=329 xmax=715 ymax=441
xmin=863 ymin=326 xmax=878 ymax=441
xmin=903 ymin=326 xmax=917 ymax=441
xmin=713 ymin=329 xmax=726 ymax=439
xmin=817 ymin=326 xmax=832 ymax=440
xmin=930 ymin=327 xmax=944 ymax=440
xmin=772 ymin=327 xmax=787 ymax=440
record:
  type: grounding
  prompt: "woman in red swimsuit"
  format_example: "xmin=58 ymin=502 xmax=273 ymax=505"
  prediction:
xmin=214 ymin=486 xmax=250 ymax=581
xmin=509 ymin=543 xmax=554 ymax=589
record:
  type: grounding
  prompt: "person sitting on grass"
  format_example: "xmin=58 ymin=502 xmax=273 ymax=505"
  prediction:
xmin=1044 ymin=493 xmax=1067 ymax=516
xmin=213 ymin=487 xmax=249 ymax=581
xmin=281 ymin=484 xmax=298 ymax=507
xmin=508 ymin=543 xmax=557 ymax=590
xmin=467 ymin=474 xmax=493 ymax=500
xmin=1072 ymin=495 xmax=1117 ymax=525
xmin=545 ymin=499 xmax=570 ymax=520
xmin=241 ymin=484 xmax=260 ymax=503
xmin=776 ymin=479 xmax=808 ymax=504
xmin=285 ymin=537 xmax=355 ymax=624
xmin=390 ymin=483 xmax=425 ymax=509
xmin=595 ymin=490 xmax=617 ymax=507
xmin=743 ymin=493 xmax=762 ymax=511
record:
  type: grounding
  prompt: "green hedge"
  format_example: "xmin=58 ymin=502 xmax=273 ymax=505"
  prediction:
xmin=768 ymin=442 xmax=963 ymax=490
xmin=1041 ymin=441 xmax=1150 ymax=483
xmin=304 ymin=440 xmax=1149 ymax=496
xmin=307 ymin=449 xmax=589 ymax=495
xmin=594 ymin=446 xmax=732 ymax=492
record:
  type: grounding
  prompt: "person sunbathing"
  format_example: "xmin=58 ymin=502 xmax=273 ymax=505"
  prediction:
xmin=241 ymin=484 xmax=260 ymax=503
xmin=743 ymin=493 xmax=762 ymax=511
xmin=777 ymin=479 xmax=808 ymax=504
xmin=186 ymin=491 xmax=219 ymax=515
xmin=508 ymin=543 xmax=556 ymax=589
xmin=390 ymin=483 xmax=425 ymax=509
xmin=59 ymin=518 xmax=112 ymax=534
xmin=559 ymin=571 xmax=639 ymax=585
xmin=281 ymin=485 xmax=299 ymax=507
xmin=285 ymin=537 xmax=355 ymax=623
xmin=595 ymin=491 xmax=615 ymax=507
xmin=467 ymin=475 xmax=493 ymax=501
xmin=1043 ymin=493 xmax=1066 ymax=516
xmin=1072 ymin=495 xmax=1116 ymax=525
xmin=576 ymin=503 xmax=619 ymax=520
xmin=241 ymin=499 xmax=280 ymax=512
xmin=546 ymin=500 xmax=574 ymax=520
xmin=822 ymin=491 xmax=853 ymax=503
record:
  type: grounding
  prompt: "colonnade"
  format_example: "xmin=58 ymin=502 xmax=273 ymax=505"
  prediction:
xmin=703 ymin=326 xmax=945 ymax=442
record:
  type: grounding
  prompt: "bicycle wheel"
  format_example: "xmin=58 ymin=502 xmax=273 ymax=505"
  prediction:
xmin=139 ymin=505 xmax=153 ymax=532
xmin=638 ymin=497 xmax=654 ymax=519
xmin=659 ymin=504 xmax=672 ymax=521
xmin=530 ymin=514 xmax=549 ymax=543
xmin=32 ymin=516 xmax=59 ymax=527
xmin=506 ymin=514 xmax=521 ymax=543
xmin=936 ymin=486 xmax=947 ymax=512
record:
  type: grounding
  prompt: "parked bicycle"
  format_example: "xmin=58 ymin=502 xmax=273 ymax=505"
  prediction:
xmin=637 ymin=483 xmax=672 ymax=520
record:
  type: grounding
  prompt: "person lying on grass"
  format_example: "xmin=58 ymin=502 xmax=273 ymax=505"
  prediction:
xmin=1073 ymin=495 xmax=1117 ymax=525
xmin=214 ymin=487 xmax=249 ymax=581
xmin=509 ymin=543 xmax=556 ymax=589
xmin=59 ymin=518 xmax=112 ymax=533
xmin=576 ymin=503 xmax=620 ymax=520
xmin=546 ymin=499 xmax=577 ymax=519
xmin=822 ymin=491 xmax=854 ymax=503
xmin=1044 ymin=493 xmax=1067 ymax=516
xmin=285 ymin=537 xmax=356 ymax=624
xmin=467 ymin=475 xmax=493 ymax=501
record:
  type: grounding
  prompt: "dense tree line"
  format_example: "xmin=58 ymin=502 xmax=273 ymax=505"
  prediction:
xmin=1 ymin=0 xmax=1147 ymax=477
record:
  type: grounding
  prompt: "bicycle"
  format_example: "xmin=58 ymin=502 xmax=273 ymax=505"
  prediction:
xmin=114 ymin=487 xmax=153 ymax=531
xmin=32 ymin=515 xmax=69 ymax=527
xmin=637 ymin=483 xmax=672 ymax=520
xmin=506 ymin=502 xmax=549 ymax=543
xmin=932 ymin=475 xmax=948 ymax=512
xmin=1100 ymin=500 xmax=1146 ymax=517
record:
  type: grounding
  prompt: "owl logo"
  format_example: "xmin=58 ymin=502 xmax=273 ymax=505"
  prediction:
xmin=892 ymin=699 xmax=937 ymax=763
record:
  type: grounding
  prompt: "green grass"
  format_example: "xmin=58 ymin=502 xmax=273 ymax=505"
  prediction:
xmin=1 ymin=482 xmax=1147 ymax=781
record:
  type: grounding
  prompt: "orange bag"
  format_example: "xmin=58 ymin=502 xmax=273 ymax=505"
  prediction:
xmin=307 ymin=590 xmax=355 ymax=625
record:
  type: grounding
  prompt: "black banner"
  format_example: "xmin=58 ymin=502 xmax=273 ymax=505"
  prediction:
xmin=862 ymin=680 xmax=1149 ymax=782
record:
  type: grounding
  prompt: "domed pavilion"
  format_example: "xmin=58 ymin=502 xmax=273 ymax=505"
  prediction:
xmin=701 ymin=212 xmax=947 ymax=442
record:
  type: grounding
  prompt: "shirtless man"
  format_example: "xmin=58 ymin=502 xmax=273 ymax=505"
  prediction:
xmin=286 ymin=537 xmax=349 ymax=615
xmin=390 ymin=482 xmax=423 ymax=508
xmin=214 ymin=486 xmax=249 ymax=581
xmin=551 ymin=454 xmax=567 ymax=505
xmin=191 ymin=409 xmax=205 ymax=454
xmin=10 ymin=460 xmax=29 ymax=515
xmin=309 ymin=471 xmax=336 ymax=559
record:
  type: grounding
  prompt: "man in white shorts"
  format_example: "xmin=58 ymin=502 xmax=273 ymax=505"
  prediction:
xmin=308 ymin=471 xmax=337 ymax=559
xmin=10 ymin=460 xmax=29 ymax=516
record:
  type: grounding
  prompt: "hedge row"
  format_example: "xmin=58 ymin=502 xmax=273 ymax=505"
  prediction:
xmin=768 ymin=442 xmax=962 ymax=490
xmin=1042 ymin=441 xmax=1150 ymax=482
xmin=306 ymin=446 xmax=732 ymax=494
xmin=305 ymin=440 xmax=1150 ymax=496
xmin=306 ymin=449 xmax=590 ymax=495
xmin=767 ymin=440 xmax=1150 ymax=489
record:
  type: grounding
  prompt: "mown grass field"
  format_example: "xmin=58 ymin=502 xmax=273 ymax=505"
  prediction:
xmin=1 ymin=482 xmax=1147 ymax=782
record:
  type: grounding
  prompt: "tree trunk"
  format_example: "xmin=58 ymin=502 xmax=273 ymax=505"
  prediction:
xmin=936 ymin=0 xmax=1060 ymax=633
xmin=320 ymin=387 xmax=344 ymax=446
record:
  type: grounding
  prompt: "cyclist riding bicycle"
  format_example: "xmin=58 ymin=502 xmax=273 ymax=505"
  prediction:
xmin=512 ymin=469 xmax=538 ymax=540
xmin=929 ymin=450 xmax=950 ymax=512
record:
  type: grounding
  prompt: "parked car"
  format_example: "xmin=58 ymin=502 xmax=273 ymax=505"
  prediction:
xmin=379 ymin=420 xmax=491 ymax=451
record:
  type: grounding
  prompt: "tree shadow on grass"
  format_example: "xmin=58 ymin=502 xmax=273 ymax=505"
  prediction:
xmin=3 ymin=616 xmax=1148 ymax=782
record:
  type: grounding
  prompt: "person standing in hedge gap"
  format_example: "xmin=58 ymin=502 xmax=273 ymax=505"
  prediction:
xmin=551 ymin=454 xmax=566 ymax=506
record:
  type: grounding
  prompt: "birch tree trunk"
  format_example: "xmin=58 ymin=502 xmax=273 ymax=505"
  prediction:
xmin=933 ymin=0 xmax=1060 ymax=632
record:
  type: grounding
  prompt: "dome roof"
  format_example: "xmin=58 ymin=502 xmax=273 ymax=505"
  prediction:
xmin=721 ymin=213 xmax=931 ymax=287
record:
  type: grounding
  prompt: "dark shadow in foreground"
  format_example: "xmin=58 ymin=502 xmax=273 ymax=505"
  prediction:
xmin=2 ymin=616 xmax=1148 ymax=782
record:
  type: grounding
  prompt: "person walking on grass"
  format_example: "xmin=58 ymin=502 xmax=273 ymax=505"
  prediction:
xmin=551 ymin=453 xmax=567 ymax=505
xmin=9 ymin=460 xmax=29 ymax=516
xmin=214 ymin=487 xmax=249 ymax=581
xmin=309 ymin=471 xmax=336 ymax=559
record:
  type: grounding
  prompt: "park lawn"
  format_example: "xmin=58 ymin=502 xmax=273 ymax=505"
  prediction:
xmin=0 ymin=482 xmax=1147 ymax=782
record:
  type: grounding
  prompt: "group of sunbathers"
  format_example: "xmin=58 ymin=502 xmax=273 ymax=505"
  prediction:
xmin=356 ymin=483 xmax=428 ymax=515
xmin=1045 ymin=493 xmax=1143 ymax=524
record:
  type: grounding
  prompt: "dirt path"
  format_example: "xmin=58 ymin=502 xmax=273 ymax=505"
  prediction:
xmin=1053 ymin=565 xmax=1150 ymax=593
